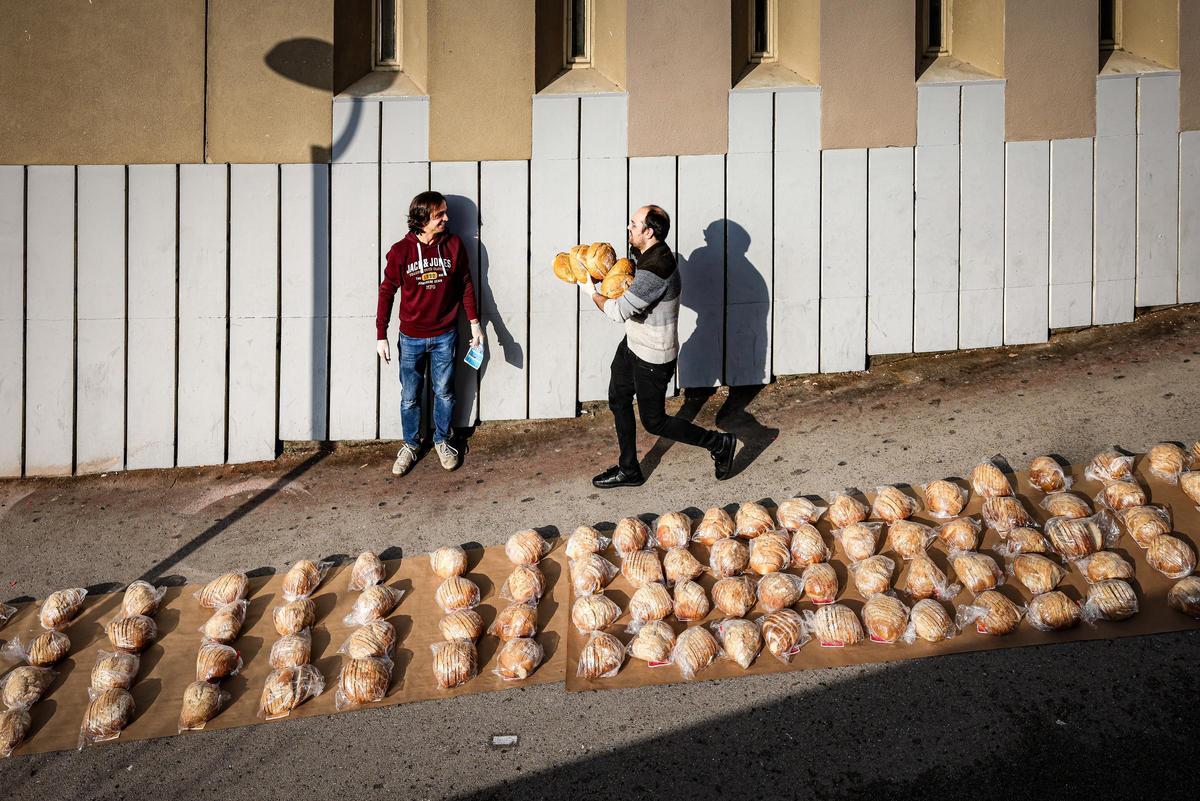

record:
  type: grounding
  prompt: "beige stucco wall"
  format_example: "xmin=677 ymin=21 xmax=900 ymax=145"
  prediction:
xmin=627 ymin=0 xmax=730 ymax=157
xmin=1004 ymin=0 xmax=1096 ymax=141
xmin=0 ymin=0 xmax=206 ymax=165
xmin=593 ymin=0 xmax=628 ymax=89
xmin=819 ymin=0 xmax=916 ymax=150
xmin=778 ymin=0 xmax=821 ymax=82
xmin=334 ymin=0 xmax=372 ymax=94
xmin=428 ymin=0 xmax=535 ymax=162
xmin=953 ymin=0 xmax=1005 ymax=76
xmin=207 ymin=0 xmax=333 ymax=164
xmin=1182 ymin=0 xmax=1200 ymax=131
xmin=403 ymin=0 xmax=430 ymax=92
xmin=1121 ymin=0 xmax=1179 ymax=68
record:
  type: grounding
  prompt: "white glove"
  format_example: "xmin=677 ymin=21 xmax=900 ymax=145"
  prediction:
xmin=469 ymin=320 xmax=484 ymax=349
xmin=580 ymin=277 xmax=597 ymax=296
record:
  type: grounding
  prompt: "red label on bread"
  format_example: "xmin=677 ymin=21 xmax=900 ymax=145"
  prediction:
xmin=869 ymin=634 xmax=893 ymax=643
xmin=786 ymin=644 xmax=802 ymax=655
xmin=647 ymin=660 xmax=671 ymax=668
xmin=813 ymin=597 xmax=835 ymax=605
xmin=819 ymin=639 xmax=845 ymax=648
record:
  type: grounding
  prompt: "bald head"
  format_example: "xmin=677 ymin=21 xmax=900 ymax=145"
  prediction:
xmin=628 ymin=204 xmax=671 ymax=252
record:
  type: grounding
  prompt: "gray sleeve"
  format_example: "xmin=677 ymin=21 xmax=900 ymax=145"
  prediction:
xmin=607 ymin=271 xmax=667 ymax=322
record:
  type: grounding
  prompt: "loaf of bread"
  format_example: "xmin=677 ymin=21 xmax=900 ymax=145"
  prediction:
xmin=851 ymin=555 xmax=895 ymax=597
xmin=494 ymin=638 xmax=544 ymax=681
xmin=776 ymin=497 xmax=825 ymax=530
xmin=936 ymin=517 xmax=982 ymax=551
xmin=673 ymin=579 xmax=711 ymax=622
xmin=808 ymin=604 xmax=864 ymax=647
xmin=749 ymin=531 xmax=792 ymax=575
xmin=282 ymin=559 xmax=326 ymax=601
xmin=783 ymin=526 xmax=826 ymax=569
xmin=348 ymin=551 xmax=386 ymax=591
xmin=627 ymin=620 xmax=675 ymax=663
xmin=655 ymin=511 xmax=693 ymax=549
xmin=344 ymin=584 xmax=405 ymax=624
xmin=828 ymin=492 xmax=869 ymax=529
xmin=430 ymin=545 xmax=469 ymax=579
xmin=608 ymin=256 xmax=634 ymax=278
xmin=438 ymin=609 xmax=485 ymax=642
xmin=1080 ymin=550 xmax=1134 ymax=583
xmin=672 ymin=626 xmax=721 ymax=679
xmin=0 ymin=708 xmax=31 ymax=757
xmin=1086 ymin=448 xmax=1133 ymax=482
xmin=196 ymin=642 xmax=240 ymax=682
xmin=570 ymin=553 xmax=619 ymax=595
xmin=196 ymin=573 xmax=248 ymax=610
xmin=1046 ymin=516 xmax=1104 ymax=559
xmin=971 ymin=460 xmax=1012 ymax=498
xmin=585 ymin=242 xmax=617 ymax=281
xmin=613 ymin=517 xmax=652 ymax=554
xmin=713 ymin=618 xmax=761 ymax=669
xmin=1082 ymin=579 xmax=1138 ymax=622
xmin=982 ymin=496 xmax=1035 ymax=533
xmin=501 ymin=564 xmax=546 ymax=604
xmin=1167 ymin=576 xmax=1200 ymax=618
xmin=1148 ymin=442 xmax=1187 ymax=482
xmin=802 ymin=562 xmax=839 ymax=604
xmin=489 ymin=604 xmax=538 ymax=641
xmin=433 ymin=577 xmax=479 ymax=614
xmin=621 ymin=550 xmax=665 ymax=588
xmin=1027 ymin=590 xmax=1081 ymax=632
xmin=1120 ymin=505 xmax=1171 ymax=548
xmin=693 ymin=507 xmax=735 ymax=545
xmin=1040 ymin=492 xmax=1092 ymax=520
xmin=951 ymin=551 xmax=1002 ymax=595
xmin=862 ymin=593 xmax=908 ymax=643
xmin=39 ymin=587 xmax=87 ymax=630
xmin=506 ymin=530 xmax=548 ymax=565
xmin=709 ymin=537 xmax=750 ymax=578
xmin=1147 ymin=534 xmax=1196 ymax=579
xmin=80 ymin=687 xmax=135 ymax=745
xmin=663 ymin=546 xmax=705 ymax=585
xmin=91 ymin=650 xmax=140 ymax=692
xmin=272 ymin=599 xmax=317 ymax=637
xmin=121 ymin=581 xmax=164 ymax=618
xmin=22 ymin=630 xmax=71 ymax=667
xmin=1011 ymin=553 xmax=1066 ymax=595
xmin=872 ymin=485 xmax=920 ymax=523
xmin=904 ymin=599 xmax=956 ymax=643
xmin=340 ymin=620 xmax=396 ymax=659
xmin=260 ymin=664 xmax=324 ymax=718
xmin=889 ymin=520 xmax=936 ymax=560
xmin=628 ymin=582 xmax=673 ymax=624
xmin=565 ymin=526 xmax=608 ymax=560
xmin=571 ymin=594 xmax=622 ymax=634
xmin=958 ymin=590 xmax=1022 ymax=635
xmin=1097 ymin=479 xmax=1147 ymax=512
xmin=552 ymin=251 xmax=575 ymax=283
xmin=760 ymin=608 xmax=807 ymax=662
xmin=1 ymin=666 xmax=55 ymax=709
xmin=336 ymin=657 xmax=392 ymax=708
xmin=179 ymin=680 xmax=229 ymax=731
xmin=268 ymin=631 xmax=312 ymax=670
xmin=735 ymin=501 xmax=775 ymax=538
xmin=1182 ymin=471 xmax=1200 ymax=505
xmin=576 ymin=631 xmax=625 ymax=680
xmin=600 ymin=271 xmax=634 ymax=299
xmin=106 ymin=614 xmax=157 ymax=653
xmin=837 ymin=522 xmax=881 ymax=563
xmin=756 ymin=571 xmax=804 ymax=612
xmin=1006 ymin=527 xmax=1051 ymax=554
xmin=712 ymin=576 xmax=757 ymax=618
xmin=922 ymin=479 xmax=967 ymax=519
xmin=202 ymin=600 xmax=247 ymax=644
xmin=1028 ymin=456 xmax=1069 ymax=493
xmin=902 ymin=555 xmax=959 ymax=601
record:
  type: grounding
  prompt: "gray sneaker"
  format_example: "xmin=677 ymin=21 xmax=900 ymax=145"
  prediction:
xmin=434 ymin=441 xmax=459 ymax=470
xmin=392 ymin=444 xmax=419 ymax=476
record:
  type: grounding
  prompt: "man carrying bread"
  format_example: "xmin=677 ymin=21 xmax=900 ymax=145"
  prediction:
xmin=582 ymin=204 xmax=736 ymax=488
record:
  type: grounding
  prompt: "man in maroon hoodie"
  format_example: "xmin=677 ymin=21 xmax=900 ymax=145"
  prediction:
xmin=377 ymin=191 xmax=482 ymax=475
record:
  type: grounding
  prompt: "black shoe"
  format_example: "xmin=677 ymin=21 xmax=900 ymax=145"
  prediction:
xmin=592 ymin=465 xmax=646 ymax=489
xmin=710 ymin=433 xmax=737 ymax=480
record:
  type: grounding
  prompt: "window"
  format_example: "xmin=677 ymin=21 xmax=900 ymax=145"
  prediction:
xmin=564 ymin=0 xmax=591 ymax=68
xmin=921 ymin=0 xmax=951 ymax=59
xmin=1099 ymin=0 xmax=1121 ymax=51
xmin=374 ymin=0 xmax=401 ymax=69
xmin=749 ymin=0 xmax=776 ymax=63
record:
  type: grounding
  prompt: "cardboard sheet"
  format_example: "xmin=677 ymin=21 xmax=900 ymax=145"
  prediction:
xmin=0 ymin=542 xmax=566 ymax=757
xmin=566 ymin=457 xmax=1200 ymax=691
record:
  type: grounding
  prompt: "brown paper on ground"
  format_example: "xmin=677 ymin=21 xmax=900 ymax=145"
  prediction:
xmin=0 ymin=541 xmax=566 ymax=757
xmin=566 ymin=458 xmax=1200 ymax=691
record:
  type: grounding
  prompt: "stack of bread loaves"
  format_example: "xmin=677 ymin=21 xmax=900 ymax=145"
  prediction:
xmin=255 ymin=560 xmax=336 ymax=721
xmin=331 ymin=553 xmax=403 ymax=711
xmin=552 ymin=242 xmax=635 ymax=299
xmin=428 ymin=544 xmax=484 ymax=690
xmin=487 ymin=532 xmax=549 ymax=682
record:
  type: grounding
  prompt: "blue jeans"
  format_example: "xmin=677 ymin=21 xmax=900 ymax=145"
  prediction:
xmin=399 ymin=328 xmax=456 ymax=449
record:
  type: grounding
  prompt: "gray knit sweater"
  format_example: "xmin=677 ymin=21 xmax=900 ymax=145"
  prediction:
xmin=602 ymin=241 xmax=680 ymax=364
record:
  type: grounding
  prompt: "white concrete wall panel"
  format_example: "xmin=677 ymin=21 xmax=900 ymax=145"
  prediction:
xmin=867 ymin=146 xmax=915 ymax=355
xmin=1135 ymin=74 xmax=1180 ymax=306
xmin=959 ymin=82 xmax=1005 ymax=349
xmin=726 ymin=150 xmax=774 ymax=385
xmin=1182 ymin=131 xmax=1200 ymax=303
xmin=677 ymin=154 xmax=725 ymax=388
xmin=628 ymin=157 xmax=676 ymax=234
xmin=1049 ymin=138 xmax=1094 ymax=329
xmin=819 ymin=148 xmax=867 ymax=373
xmin=1004 ymin=140 xmax=1050 ymax=345
xmin=126 ymin=164 xmax=177 ymax=470
xmin=580 ymin=94 xmax=628 ymax=159
xmin=0 ymin=167 xmax=23 ymax=476
xmin=914 ymin=84 xmax=960 ymax=352
xmin=381 ymin=97 xmax=430 ymax=164
xmin=1094 ymin=76 xmax=1137 ymax=324
xmin=577 ymin=155 xmax=628 ymax=402
xmin=332 ymin=99 xmax=381 ymax=164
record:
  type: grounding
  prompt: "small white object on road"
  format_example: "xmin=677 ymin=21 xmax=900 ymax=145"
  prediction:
xmin=491 ymin=735 xmax=519 ymax=747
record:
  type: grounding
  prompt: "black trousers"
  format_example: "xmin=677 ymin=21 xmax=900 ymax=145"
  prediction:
xmin=608 ymin=338 xmax=719 ymax=472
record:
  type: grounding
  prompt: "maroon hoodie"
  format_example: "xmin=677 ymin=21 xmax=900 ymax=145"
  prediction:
xmin=376 ymin=231 xmax=479 ymax=340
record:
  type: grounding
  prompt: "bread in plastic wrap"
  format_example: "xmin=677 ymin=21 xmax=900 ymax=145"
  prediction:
xmin=201 ymin=600 xmax=247 ymax=644
xmin=711 ymin=576 xmax=757 ymax=618
xmin=91 ymin=650 xmax=140 ymax=693
xmin=850 ymin=555 xmax=895 ymax=596
xmin=281 ymin=559 xmax=328 ymax=601
xmin=1167 ymin=576 xmax=1200 ymax=618
xmin=39 ymin=588 xmax=87 ymax=630
xmin=663 ymin=546 xmax=705 ymax=585
xmin=950 ymin=551 xmax=1003 ymax=594
xmin=970 ymin=458 xmax=1013 ymax=498
xmin=195 ymin=642 xmax=240 ymax=682
xmin=955 ymin=590 xmax=1022 ymax=635
xmin=121 ymin=581 xmax=165 ymax=618
xmin=0 ymin=708 xmax=31 ymax=757
xmin=494 ymin=638 xmax=544 ymax=681
xmin=335 ymin=656 xmax=392 ymax=709
xmin=889 ymin=520 xmax=936 ymax=559
xmin=433 ymin=577 xmax=479 ymax=614
xmin=903 ymin=599 xmax=956 ymax=643
xmin=776 ymin=497 xmax=826 ymax=530
xmin=748 ymin=531 xmax=792 ymax=575
xmin=8 ymin=630 xmax=72 ymax=667
xmin=735 ymin=501 xmax=775 ymax=538
xmin=272 ymin=598 xmax=317 ymax=637
xmin=982 ymin=496 xmax=1035 ymax=534
xmin=500 ymin=564 xmax=546 ymax=604
xmin=1 ymin=666 xmax=55 ymax=709
xmin=348 ymin=551 xmax=386 ymax=590
xmin=789 ymin=524 xmax=829 ymax=567
xmin=79 ymin=687 xmax=135 ymax=746
xmin=489 ymin=604 xmax=538 ymax=641
xmin=259 ymin=664 xmax=325 ymax=718
xmin=1040 ymin=492 xmax=1092 ymax=520
xmin=438 ymin=609 xmax=485 ymax=642
xmin=759 ymin=608 xmax=809 ymax=662
xmin=106 ymin=614 xmax=157 ymax=653
xmin=802 ymin=562 xmax=839 ymax=604
xmin=862 ymin=593 xmax=909 ymax=643
xmin=1086 ymin=448 xmax=1134 ymax=483
xmin=1076 ymin=550 xmax=1134 ymax=583
xmin=628 ymin=582 xmax=673 ymax=626
xmin=936 ymin=516 xmax=982 ymax=551
xmin=836 ymin=521 xmax=882 ymax=563
xmin=1028 ymin=456 xmax=1069 ymax=493
xmin=627 ymin=619 xmax=676 ymax=664
xmin=505 ymin=530 xmax=549 ymax=565
xmin=1026 ymin=590 xmax=1081 ymax=632
xmin=621 ymin=550 xmax=665 ymax=588
xmin=179 ymin=680 xmax=229 ymax=731
xmin=339 ymin=620 xmax=396 ymax=659
xmin=565 ymin=526 xmax=610 ymax=560
xmin=1119 ymin=505 xmax=1171 ymax=548
xmin=712 ymin=618 xmax=761 ymax=669
xmin=196 ymin=573 xmax=248 ymax=610
xmin=430 ymin=546 xmax=469 ymax=579
xmin=901 ymin=555 xmax=960 ymax=601
xmin=672 ymin=626 xmax=721 ymax=679
xmin=872 ymin=485 xmax=920 ymax=523
xmin=571 ymin=594 xmax=622 ymax=634
xmin=673 ymin=579 xmax=711 ymax=622
xmin=1046 ymin=514 xmax=1110 ymax=560
xmin=756 ymin=571 xmax=805 ymax=612
xmin=1096 ymin=479 xmax=1147 ymax=512
xmin=576 ymin=631 xmax=625 ymax=679
xmin=269 ymin=631 xmax=313 ymax=670
xmin=1147 ymin=442 xmax=1187 ymax=483
xmin=1010 ymin=553 xmax=1066 ymax=595
xmin=1004 ymin=527 xmax=1051 ymax=555
xmin=613 ymin=517 xmax=652 ymax=555
xmin=1182 ymin=471 xmax=1200 ymax=505
xmin=806 ymin=604 xmax=865 ymax=647
xmin=1146 ymin=534 xmax=1196 ymax=579
xmin=0 ymin=603 xmax=14 ymax=629
xmin=708 ymin=537 xmax=750 ymax=578
xmin=693 ymin=506 xmax=735 ymax=545
xmin=828 ymin=491 xmax=870 ymax=529
xmin=1081 ymin=579 xmax=1138 ymax=622
xmin=570 ymin=553 xmax=620 ymax=595
xmin=343 ymin=584 xmax=406 ymax=625
xmin=655 ymin=512 xmax=693 ymax=549
xmin=922 ymin=480 xmax=967 ymax=519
